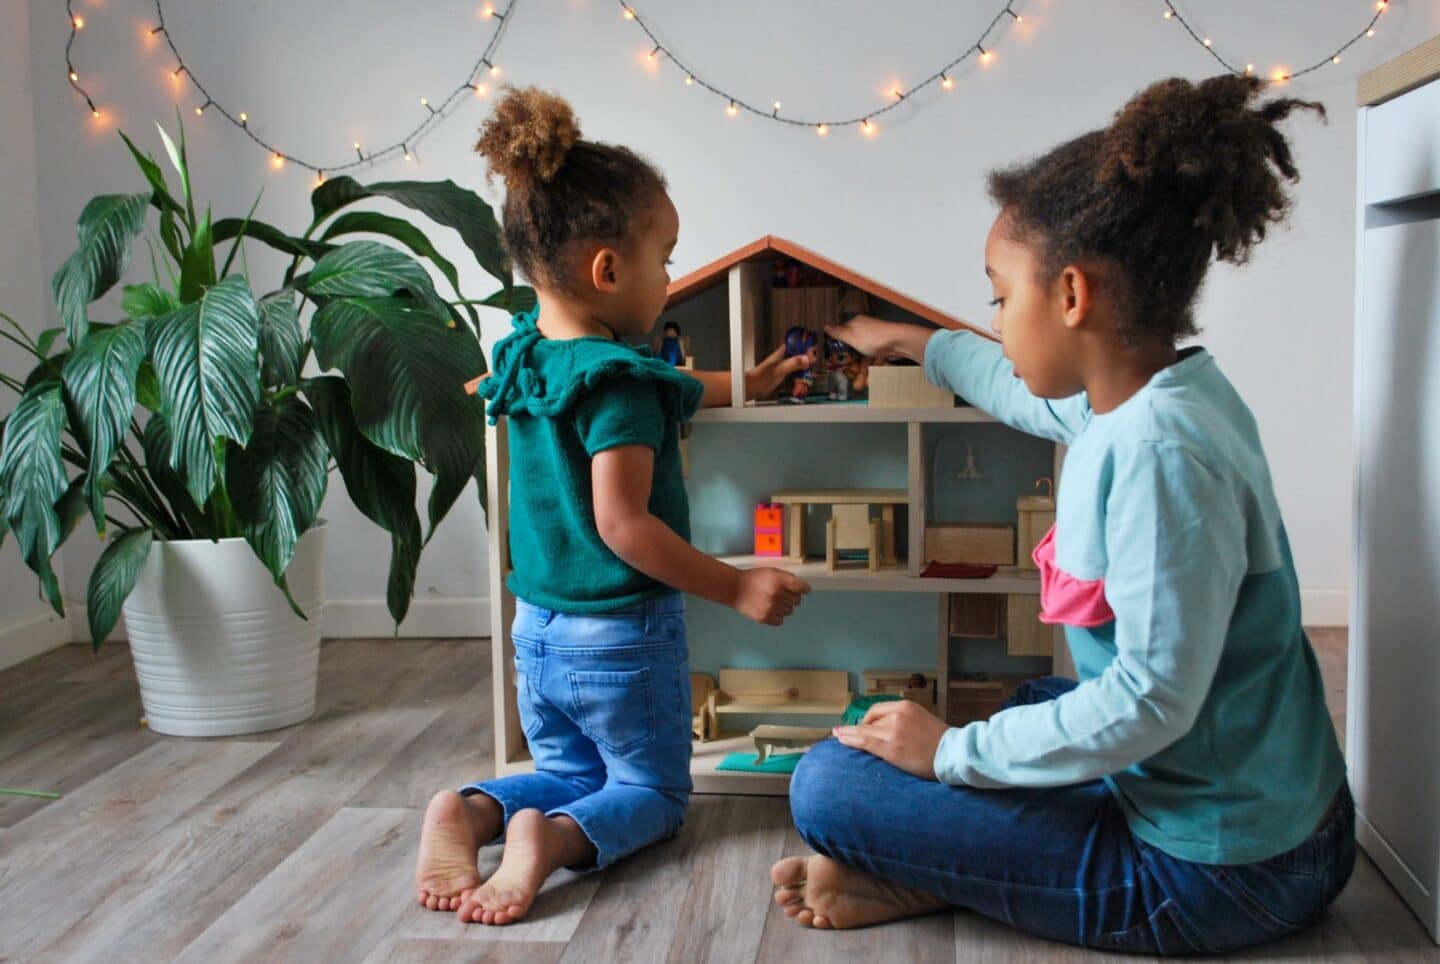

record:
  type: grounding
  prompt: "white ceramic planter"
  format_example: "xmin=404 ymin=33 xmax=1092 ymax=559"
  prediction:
xmin=121 ymin=523 xmax=325 ymax=737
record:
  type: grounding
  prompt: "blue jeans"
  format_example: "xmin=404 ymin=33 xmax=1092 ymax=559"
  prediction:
xmin=462 ymin=593 xmax=692 ymax=869
xmin=789 ymin=676 xmax=1355 ymax=955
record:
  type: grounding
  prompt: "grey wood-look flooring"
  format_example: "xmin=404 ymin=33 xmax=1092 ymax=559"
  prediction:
xmin=1 ymin=628 xmax=1434 ymax=962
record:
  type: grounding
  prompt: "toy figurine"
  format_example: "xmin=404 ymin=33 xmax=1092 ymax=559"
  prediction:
xmin=824 ymin=336 xmax=870 ymax=401
xmin=655 ymin=321 xmax=686 ymax=367
xmin=781 ymin=325 xmax=818 ymax=403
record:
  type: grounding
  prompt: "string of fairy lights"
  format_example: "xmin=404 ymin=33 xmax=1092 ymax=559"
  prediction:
xmin=1160 ymin=0 xmax=1391 ymax=82
xmin=63 ymin=1 xmax=1400 ymax=162
xmin=64 ymin=0 xmax=519 ymax=179
xmin=616 ymin=0 xmax=1024 ymax=135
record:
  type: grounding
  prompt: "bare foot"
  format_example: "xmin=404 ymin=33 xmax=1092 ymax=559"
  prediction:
xmin=415 ymin=790 xmax=500 ymax=912
xmin=455 ymin=809 xmax=593 ymax=925
xmin=771 ymin=854 xmax=948 ymax=929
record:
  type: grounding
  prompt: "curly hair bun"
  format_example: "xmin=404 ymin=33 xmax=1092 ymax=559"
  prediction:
xmin=1101 ymin=74 xmax=1325 ymax=263
xmin=475 ymin=86 xmax=582 ymax=190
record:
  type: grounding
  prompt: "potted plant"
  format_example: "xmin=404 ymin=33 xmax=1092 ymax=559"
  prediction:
xmin=0 ymin=121 xmax=530 ymax=735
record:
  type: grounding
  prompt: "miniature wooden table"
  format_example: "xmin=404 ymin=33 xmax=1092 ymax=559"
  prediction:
xmin=770 ymin=488 xmax=908 ymax=565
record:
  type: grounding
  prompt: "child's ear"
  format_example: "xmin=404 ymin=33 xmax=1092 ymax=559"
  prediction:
xmin=1058 ymin=264 xmax=1091 ymax=331
xmin=591 ymin=247 xmax=621 ymax=293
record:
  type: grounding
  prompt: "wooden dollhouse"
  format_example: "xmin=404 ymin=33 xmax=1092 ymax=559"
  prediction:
xmin=484 ymin=236 xmax=1071 ymax=795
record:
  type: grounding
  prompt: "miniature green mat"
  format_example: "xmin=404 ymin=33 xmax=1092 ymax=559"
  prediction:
xmin=841 ymin=693 xmax=902 ymax=726
xmin=716 ymin=751 xmax=805 ymax=774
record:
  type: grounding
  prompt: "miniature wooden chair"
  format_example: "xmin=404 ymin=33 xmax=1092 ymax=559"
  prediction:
xmin=825 ymin=503 xmax=882 ymax=572
xmin=750 ymin=725 xmax=830 ymax=764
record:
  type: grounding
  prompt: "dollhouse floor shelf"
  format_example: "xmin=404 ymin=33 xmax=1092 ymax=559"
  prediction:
xmin=691 ymin=405 xmax=994 ymax=424
xmin=499 ymin=734 xmax=802 ymax=795
xmin=717 ymin=555 xmax=1043 ymax=594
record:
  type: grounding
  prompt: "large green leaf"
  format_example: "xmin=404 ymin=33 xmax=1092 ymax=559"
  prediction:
xmin=212 ymin=218 xmax=335 ymax=262
xmin=141 ymin=413 xmax=206 ymax=535
xmin=35 ymin=328 xmax=64 ymax=358
xmin=61 ymin=321 xmax=148 ymax=532
xmin=0 ymin=381 xmax=69 ymax=613
xmin=309 ymin=178 xmax=512 ymax=291
xmin=319 ymin=210 xmax=477 ymax=329
xmin=226 ymin=394 xmax=328 ymax=581
xmin=302 ymin=240 xmax=436 ymax=300
xmin=257 ymin=290 xmax=304 ymax=388
xmin=306 ymin=375 xmax=421 ymax=625
xmin=122 ymin=283 xmax=180 ymax=321
xmin=309 ymin=296 xmax=483 ymax=528
xmin=86 ymin=527 xmax=152 ymax=650
xmin=147 ymin=276 xmax=262 ymax=506
xmin=50 ymin=193 xmax=151 ymax=348
xmin=179 ymin=208 xmax=216 ymax=304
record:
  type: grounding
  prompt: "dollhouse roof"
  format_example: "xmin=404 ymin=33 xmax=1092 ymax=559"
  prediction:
xmin=665 ymin=235 xmax=985 ymax=335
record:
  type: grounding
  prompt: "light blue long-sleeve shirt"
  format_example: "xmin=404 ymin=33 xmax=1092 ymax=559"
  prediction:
xmin=924 ymin=329 xmax=1346 ymax=865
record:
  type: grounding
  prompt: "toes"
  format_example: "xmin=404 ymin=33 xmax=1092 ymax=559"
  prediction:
xmin=771 ymin=856 xmax=807 ymax=888
xmin=813 ymin=914 xmax=833 ymax=930
xmin=795 ymin=908 xmax=815 ymax=927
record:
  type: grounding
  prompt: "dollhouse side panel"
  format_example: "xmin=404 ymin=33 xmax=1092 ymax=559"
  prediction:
xmin=486 ymin=417 xmax=525 ymax=770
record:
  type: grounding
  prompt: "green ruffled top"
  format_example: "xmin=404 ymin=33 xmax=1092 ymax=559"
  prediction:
xmin=481 ymin=308 xmax=704 ymax=612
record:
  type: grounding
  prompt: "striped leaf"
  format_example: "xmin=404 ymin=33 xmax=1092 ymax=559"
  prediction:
xmin=147 ymin=276 xmax=262 ymax=507
xmin=310 ymin=296 xmax=484 ymax=540
xmin=0 ymin=381 xmax=69 ymax=613
xmin=257 ymin=290 xmax=304 ymax=388
xmin=50 ymin=193 xmax=151 ymax=348
xmin=306 ymin=375 xmax=421 ymax=626
xmin=225 ymin=394 xmax=328 ymax=581
xmin=86 ymin=527 xmax=153 ymax=650
xmin=61 ymin=321 xmax=148 ymax=532
xmin=302 ymin=240 xmax=435 ymax=300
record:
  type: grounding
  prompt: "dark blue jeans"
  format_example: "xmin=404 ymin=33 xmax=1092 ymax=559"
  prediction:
xmin=789 ymin=676 xmax=1355 ymax=955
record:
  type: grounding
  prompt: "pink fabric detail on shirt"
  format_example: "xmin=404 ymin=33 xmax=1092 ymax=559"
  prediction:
xmin=1033 ymin=524 xmax=1115 ymax=627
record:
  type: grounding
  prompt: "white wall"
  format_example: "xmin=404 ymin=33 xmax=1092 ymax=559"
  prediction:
xmin=13 ymin=0 xmax=1439 ymax=644
xmin=0 ymin=0 xmax=71 ymax=668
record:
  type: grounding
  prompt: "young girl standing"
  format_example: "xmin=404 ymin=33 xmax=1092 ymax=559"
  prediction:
xmin=772 ymin=75 xmax=1353 ymax=955
xmin=414 ymin=87 xmax=812 ymax=925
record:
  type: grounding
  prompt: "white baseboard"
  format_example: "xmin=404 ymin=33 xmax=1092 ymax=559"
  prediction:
xmin=0 ymin=607 xmax=75 ymax=672
xmin=321 ymin=596 xmax=491 ymax=639
xmin=1302 ymin=589 xmax=1351 ymax=628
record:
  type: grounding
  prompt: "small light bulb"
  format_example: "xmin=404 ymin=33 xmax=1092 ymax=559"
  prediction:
xmin=862 ymin=118 xmax=876 ymax=136
xmin=980 ymin=48 xmax=993 ymax=63
xmin=892 ymin=87 xmax=903 ymax=99
xmin=271 ymin=153 xmax=284 ymax=170
xmin=941 ymin=73 xmax=954 ymax=89
xmin=1366 ymin=28 xmax=1376 ymax=36
xmin=69 ymin=70 xmax=78 ymax=82
xmin=239 ymin=112 xmax=248 ymax=124
xmin=773 ymin=100 xmax=782 ymax=111
xmin=489 ymin=64 xmax=501 ymax=76
xmin=173 ymin=66 xmax=184 ymax=78
xmin=195 ymin=105 xmax=203 ymax=115
xmin=1376 ymin=0 xmax=1387 ymax=9
xmin=483 ymin=4 xmax=495 ymax=17
xmin=1203 ymin=37 xmax=1212 ymax=47
xmin=1272 ymin=68 xmax=1289 ymax=82
xmin=404 ymin=149 xmax=413 ymax=162
xmin=1163 ymin=9 xmax=1173 ymax=18
xmin=91 ymin=107 xmax=100 ymax=119
xmin=1332 ymin=55 xmax=1341 ymax=64
xmin=624 ymin=7 xmax=635 ymax=18
xmin=684 ymin=75 xmax=693 ymax=86
xmin=1244 ymin=63 xmax=1254 ymax=75
xmin=473 ymin=83 xmax=488 ymax=97
xmin=727 ymin=101 xmax=738 ymax=117
xmin=73 ymin=15 xmax=84 ymax=29
xmin=817 ymin=124 xmax=827 ymax=136
xmin=317 ymin=171 xmax=325 ymax=185
xmin=1014 ymin=12 xmax=1023 ymax=22
xmin=648 ymin=46 xmax=659 ymax=60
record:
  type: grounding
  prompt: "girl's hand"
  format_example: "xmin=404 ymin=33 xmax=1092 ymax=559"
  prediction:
xmin=825 ymin=315 xmax=900 ymax=358
xmin=832 ymin=699 xmax=949 ymax=780
xmin=731 ymin=567 xmax=811 ymax=625
xmin=745 ymin=344 xmax=816 ymax=400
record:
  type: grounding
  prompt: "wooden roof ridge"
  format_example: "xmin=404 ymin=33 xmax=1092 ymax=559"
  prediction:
xmin=665 ymin=234 xmax=986 ymax=335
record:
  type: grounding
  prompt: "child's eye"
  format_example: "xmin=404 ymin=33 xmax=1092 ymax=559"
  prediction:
xmin=989 ymin=297 xmax=1004 ymax=307
xmin=665 ymin=259 xmax=674 ymax=266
